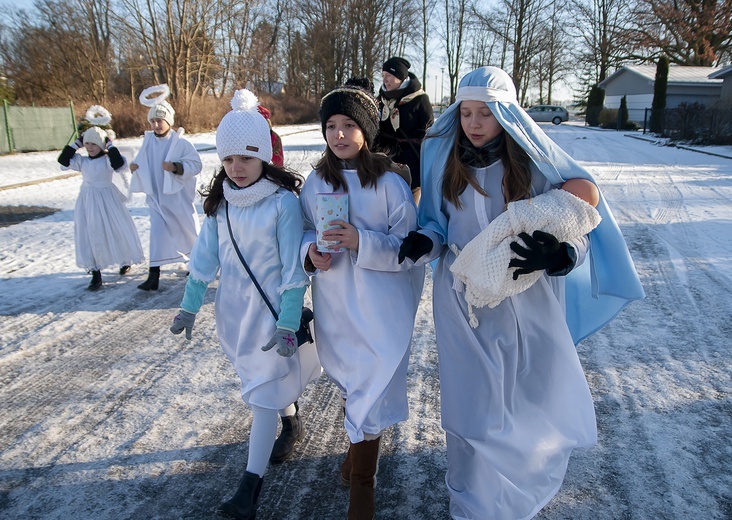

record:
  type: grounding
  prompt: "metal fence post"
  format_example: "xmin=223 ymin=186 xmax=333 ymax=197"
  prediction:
xmin=68 ymin=100 xmax=77 ymax=145
xmin=3 ymin=99 xmax=13 ymax=153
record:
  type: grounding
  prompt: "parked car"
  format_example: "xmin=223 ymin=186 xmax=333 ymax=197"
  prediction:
xmin=526 ymin=105 xmax=569 ymax=124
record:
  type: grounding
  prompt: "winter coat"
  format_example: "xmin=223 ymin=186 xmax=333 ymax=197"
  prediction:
xmin=376 ymin=73 xmax=434 ymax=190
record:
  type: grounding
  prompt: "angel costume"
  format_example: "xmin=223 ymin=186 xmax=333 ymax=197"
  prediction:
xmin=299 ymin=168 xmax=424 ymax=443
xmin=131 ymin=129 xmax=202 ymax=266
xmin=63 ymin=151 xmax=144 ymax=271
xmin=412 ymin=67 xmax=645 ymax=520
xmin=185 ymin=180 xmax=321 ymax=408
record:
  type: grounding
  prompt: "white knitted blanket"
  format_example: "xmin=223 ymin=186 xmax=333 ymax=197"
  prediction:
xmin=449 ymin=188 xmax=602 ymax=327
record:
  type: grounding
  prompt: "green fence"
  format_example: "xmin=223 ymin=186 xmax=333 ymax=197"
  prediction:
xmin=1 ymin=101 xmax=77 ymax=154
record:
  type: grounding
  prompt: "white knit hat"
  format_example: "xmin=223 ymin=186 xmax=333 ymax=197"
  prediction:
xmin=147 ymin=101 xmax=175 ymax=126
xmin=215 ymin=89 xmax=272 ymax=163
xmin=83 ymin=126 xmax=107 ymax=149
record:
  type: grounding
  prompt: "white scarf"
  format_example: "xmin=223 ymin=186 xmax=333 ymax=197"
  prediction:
xmin=223 ymin=177 xmax=279 ymax=208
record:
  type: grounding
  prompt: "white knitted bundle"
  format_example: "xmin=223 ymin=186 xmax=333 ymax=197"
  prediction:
xmin=449 ymin=188 xmax=602 ymax=327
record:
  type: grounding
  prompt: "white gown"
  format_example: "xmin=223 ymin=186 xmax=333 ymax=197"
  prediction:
xmin=63 ymin=153 xmax=144 ymax=271
xmin=189 ymin=187 xmax=321 ymax=409
xmin=130 ymin=130 xmax=202 ymax=266
xmin=299 ymin=168 xmax=425 ymax=443
xmin=421 ymin=161 xmax=597 ymax=520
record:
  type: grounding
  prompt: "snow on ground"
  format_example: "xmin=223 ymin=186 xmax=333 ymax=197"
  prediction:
xmin=0 ymin=123 xmax=730 ymax=519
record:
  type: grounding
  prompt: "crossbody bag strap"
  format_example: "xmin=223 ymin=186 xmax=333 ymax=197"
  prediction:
xmin=225 ymin=202 xmax=279 ymax=322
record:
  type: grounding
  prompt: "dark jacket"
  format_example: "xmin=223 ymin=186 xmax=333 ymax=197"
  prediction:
xmin=376 ymin=73 xmax=434 ymax=190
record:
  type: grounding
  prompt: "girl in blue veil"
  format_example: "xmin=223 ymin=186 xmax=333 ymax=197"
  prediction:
xmin=399 ymin=66 xmax=644 ymax=519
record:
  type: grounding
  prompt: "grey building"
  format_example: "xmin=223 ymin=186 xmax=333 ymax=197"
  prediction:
xmin=598 ymin=65 xmax=723 ymax=123
xmin=708 ymin=65 xmax=732 ymax=103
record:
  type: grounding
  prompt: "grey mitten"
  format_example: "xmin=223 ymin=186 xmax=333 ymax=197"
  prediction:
xmin=170 ymin=309 xmax=196 ymax=340
xmin=261 ymin=328 xmax=298 ymax=357
xmin=72 ymin=135 xmax=84 ymax=149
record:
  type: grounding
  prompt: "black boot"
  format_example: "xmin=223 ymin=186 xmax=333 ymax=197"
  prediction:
xmin=119 ymin=265 xmax=131 ymax=275
xmin=137 ymin=266 xmax=160 ymax=291
xmin=87 ymin=270 xmax=102 ymax=291
xmin=269 ymin=402 xmax=304 ymax=464
xmin=216 ymin=471 xmax=263 ymax=520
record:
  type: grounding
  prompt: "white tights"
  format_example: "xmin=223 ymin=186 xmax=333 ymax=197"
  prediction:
xmin=246 ymin=405 xmax=279 ymax=477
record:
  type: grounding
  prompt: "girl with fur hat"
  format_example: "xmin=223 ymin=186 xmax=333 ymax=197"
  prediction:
xmin=398 ymin=66 xmax=645 ymax=519
xmin=130 ymin=86 xmax=203 ymax=291
xmin=299 ymin=79 xmax=425 ymax=520
xmin=169 ymin=89 xmax=320 ymax=520
xmin=57 ymin=122 xmax=144 ymax=291
xmin=376 ymin=56 xmax=434 ymax=204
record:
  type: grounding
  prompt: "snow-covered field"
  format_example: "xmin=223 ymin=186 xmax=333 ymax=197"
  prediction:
xmin=0 ymin=123 xmax=730 ymax=519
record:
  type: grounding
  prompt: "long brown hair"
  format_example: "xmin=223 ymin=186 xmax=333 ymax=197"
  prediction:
xmin=314 ymin=141 xmax=393 ymax=192
xmin=440 ymin=110 xmax=532 ymax=209
xmin=201 ymin=161 xmax=304 ymax=216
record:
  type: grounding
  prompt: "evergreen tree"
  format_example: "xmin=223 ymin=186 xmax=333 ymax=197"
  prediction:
xmin=619 ymin=95 xmax=629 ymax=129
xmin=585 ymin=84 xmax=605 ymax=127
xmin=650 ymin=56 xmax=669 ymax=134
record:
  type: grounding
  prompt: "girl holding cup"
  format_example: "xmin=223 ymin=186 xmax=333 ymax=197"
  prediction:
xmin=299 ymin=78 xmax=424 ymax=520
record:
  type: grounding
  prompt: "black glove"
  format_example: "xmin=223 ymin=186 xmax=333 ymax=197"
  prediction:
xmin=398 ymin=231 xmax=433 ymax=263
xmin=508 ymin=230 xmax=574 ymax=280
xmin=57 ymin=145 xmax=77 ymax=167
xmin=107 ymin=146 xmax=125 ymax=170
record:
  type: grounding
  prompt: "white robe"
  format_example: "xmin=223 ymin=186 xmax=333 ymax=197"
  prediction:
xmin=188 ymin=189 xmax=320 ymax=409
xmin=130 ymin=130 xmax=202 ymax=266
xmin=299 ymin=169 xmax=425 ymax=443
xmin=419 ymin=161 xmax=597 ymax=520
xmin=63 ymin=153 xmax=144 ymax=271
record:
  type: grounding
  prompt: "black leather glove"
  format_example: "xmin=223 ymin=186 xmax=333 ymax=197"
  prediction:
xmin=398 ymin=231 xmax=433 ymax=263
xmin=508 ymin=230 xmax=574 ymax=280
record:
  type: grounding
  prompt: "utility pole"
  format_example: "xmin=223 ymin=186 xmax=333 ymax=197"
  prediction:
xmin=441 ymin=68 xmax=445 ymax=105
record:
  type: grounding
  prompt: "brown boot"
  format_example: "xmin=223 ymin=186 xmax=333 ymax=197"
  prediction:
xmin=340 ymin=444 xmax=352 ymax=486
xmin=347 ymin=437 xmax=380 ymax=520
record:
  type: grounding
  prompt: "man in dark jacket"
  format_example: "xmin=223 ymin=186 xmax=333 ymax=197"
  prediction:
xmin=376 ymin=57 xmax=434 ymax=204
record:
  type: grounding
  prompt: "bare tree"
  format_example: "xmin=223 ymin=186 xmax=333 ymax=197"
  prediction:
xmin=569 ymin=0 xmax=637 ymax=86
xmin=531 ymin=0 xmax=573 ymax=103
xmin=631 ymin=0 xmax=732 ymax=66
xmin=441 ymin=0 xmax=469 ymax=103
xmin=2 ymin=0 xmax=116 ymax=104
xmin=419 ymin=0 xmax=440 ymax=87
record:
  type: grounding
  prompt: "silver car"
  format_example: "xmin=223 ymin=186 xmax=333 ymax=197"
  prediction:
xmin=526 ymin=105 xmax=569 ymax=125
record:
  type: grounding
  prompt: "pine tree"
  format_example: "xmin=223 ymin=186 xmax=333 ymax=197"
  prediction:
xmin=650 ymin=56 xmax=669 ymax=134
xmin=586 ymin=84 xmax=605 ymax=127
xmin=620 ymin=95 xmax=629 ymax=129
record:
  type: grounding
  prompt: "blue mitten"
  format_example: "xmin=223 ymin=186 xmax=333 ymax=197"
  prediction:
xmin=170 ymin=310 xmax=196 ymax=340
xmin=262 ymin=328 xmax=298 ymax=357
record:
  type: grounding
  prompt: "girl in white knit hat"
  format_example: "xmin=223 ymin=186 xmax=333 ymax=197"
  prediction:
xmin=57 ymin=119 xmax=144 ymax=291
xmin=398 ymin=66 xmax=645 ymax=520
xmin=169 ymin=89 xmax=320 ymax=520
xmin=130 ymin=85 xmax=203 ymax=291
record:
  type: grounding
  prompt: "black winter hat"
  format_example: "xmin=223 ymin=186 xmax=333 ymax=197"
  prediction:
xmin=319 ymin=78 xmax=379 ymax=148
xmin=382 ymin=57 xmax=410 ymax=81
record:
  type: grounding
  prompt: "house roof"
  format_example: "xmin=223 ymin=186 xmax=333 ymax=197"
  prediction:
xmin=599 ymin=65 xmax=723 ymax=88
xmin=709 ymin=65 xmax=732 ymax=79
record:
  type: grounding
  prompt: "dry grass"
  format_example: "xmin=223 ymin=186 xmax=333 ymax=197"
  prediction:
xmin=72 ymin=94 xmax=320 ymax=138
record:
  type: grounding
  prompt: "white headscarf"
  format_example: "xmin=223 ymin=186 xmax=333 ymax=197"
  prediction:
xmin=419 ymin=66 xmax=645 ymax=344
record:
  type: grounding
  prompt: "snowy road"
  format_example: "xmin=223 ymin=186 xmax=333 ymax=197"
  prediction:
xmin=0 ymin=124 xmax=730 ymax=519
